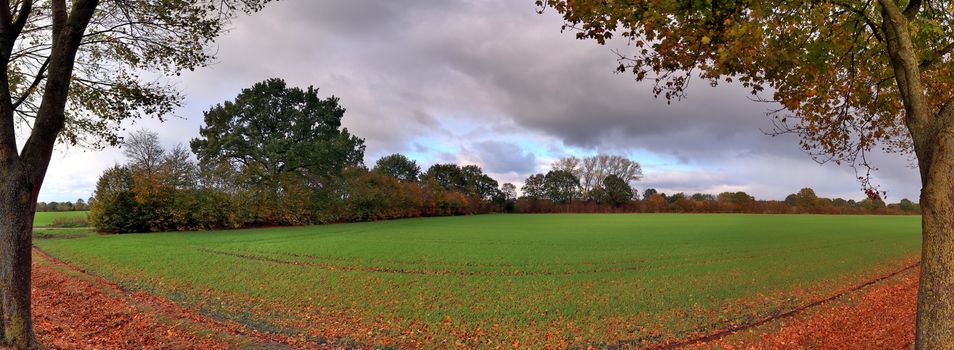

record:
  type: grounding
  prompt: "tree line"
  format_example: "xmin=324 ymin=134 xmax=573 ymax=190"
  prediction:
xmin=88 ymin=79 xmax=921 ymax=233
xmin=89 ymin=79 xmax=507 ymax=233
xmin=35 ymin=199 xmax=91 ymax=212
xmin=513 ymin=157 xmax=919 ymax=215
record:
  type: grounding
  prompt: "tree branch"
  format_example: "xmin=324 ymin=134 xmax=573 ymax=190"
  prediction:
xmin=10 ymin=0 xmax=32 ymax=37
xmin=878 ymin=0 xmax=934 ymax=180
xmin=0 ymin=1 xmax=12 ymax=34
xmin=920 ymin=41 xmax=954 ymax=70
xmin=830 ymin=0 xmax=884 ymax=42
xmin=20 ymin=0 xmax=99 ymax=182
xmin=902 ymin=0 xmax=921 ymax=19
xmin=11 ymin=56 xmax=49 ymax=110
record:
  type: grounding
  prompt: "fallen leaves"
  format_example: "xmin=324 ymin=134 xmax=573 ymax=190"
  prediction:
xmin=30 ymin=249 xmax=332 ymax=350
xmin=690 ymin=267 xmax=918 ymax=349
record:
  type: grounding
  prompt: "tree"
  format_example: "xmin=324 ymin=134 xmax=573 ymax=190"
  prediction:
xmin=785 ymin=188 xmax=821 ymax=209
xmin=543 ymin=170 xmax=581 ymax=203
xmin=538 ymin=1 xmax=954 ymax=345
xmin=860 ymin=197 xmax=888 ymax=211
xmin=592 ymin=174 xmax=634 ymax=206
xmin=460 ymin=165 xmax=500 ymax=200
xmin=0 ymin=1 xmax=271 ymax=346
xmin=717 ymin=191 xmax=755 ymax=212
xmin=899 ymin=198 xmax=920 ymax=212
xmin=373 ymin=154 xmax=421 ymax=182
xmin=122 ymin=130 xmax=196 ymax=190
xmin=163 ymin=144 xmax=198 ymax=190
xmin=191 ymin=78 xmax=365 ymax=187
xmin=521 ymin=173 xmax=546 ymax=199
xmin=123 ymin=130 xmax=165 ymax=175
xmin=833 ymin=198 xmax=850 ymax=208
xmin=88 ymin=165 xmax=144 ymax=233
xmin=422 ymin=164 xmax=466 ymax=192
xmin=500 ymin=183 xmax=517 ymax=201
xmin=642 ymin=193 xmax=668 ymax=212
xmin=191 ymin=79 xmax=364 ymax=226
xmin=553 ymin=154 xmax=643 ymax=197
xmin=642 ymin=188 xmax=658 ymax=201
xmin=690 ymin=193 xmax=715 ymax=201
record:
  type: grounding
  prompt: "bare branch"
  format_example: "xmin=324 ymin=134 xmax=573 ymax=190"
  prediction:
xmin=11 ymin=56 xmax=47 ymax=109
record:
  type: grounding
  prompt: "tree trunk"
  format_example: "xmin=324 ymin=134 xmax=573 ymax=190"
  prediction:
xmin=0 ymin=168 xmax=36 ymax=348
xmin=916 ymin=126 xmax=954 ymax=350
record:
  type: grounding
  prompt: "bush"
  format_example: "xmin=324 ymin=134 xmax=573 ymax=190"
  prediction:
xmin=48 ymin=217 xmax=89 ymax=228
xmin=89 ymin=166 xmax=148 ymax=233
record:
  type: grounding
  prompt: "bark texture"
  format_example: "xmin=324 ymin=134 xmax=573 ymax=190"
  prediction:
xmin=0 ymin=167 xmax=36 ymax=348
xmin=878 ymin=1 xmax=954 ymax=348
xmin=0 ymin=0 xmax=98 ymax=348
xmin=916 ymin=127 xmax=954 ymax=349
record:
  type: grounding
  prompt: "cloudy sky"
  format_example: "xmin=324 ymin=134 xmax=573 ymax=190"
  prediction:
xmin=39 ymin=0 xmax=922 ymax=203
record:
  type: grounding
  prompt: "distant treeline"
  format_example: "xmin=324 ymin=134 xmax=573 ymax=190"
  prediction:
xmin=36 ymin=199 xmax=91 ymax=212
xmin=87 ymin=79 xmax=919 ymax=234
xmin=512 ymin=157 xmax=919 ymax=215
xmin=512 ymin=189 xmax=918 ymax=215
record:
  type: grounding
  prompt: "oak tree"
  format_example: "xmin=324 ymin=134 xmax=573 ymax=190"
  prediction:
xmin=422 ymin=163 xmax=468 ymax=192
xmin=373 ymin=153 xmax=421 ymax=183
xmin=543 ymin=169 xmax=581 ymax=203
xmin=537 ymin=0 xmax=952 ymax=345
xmin=593 ymin=174 xmax=634 ymax=206
xmin=521 ymin=173 xmax=547 ymax=199
xmin=190 ymin=78 xmax=366 ymax=188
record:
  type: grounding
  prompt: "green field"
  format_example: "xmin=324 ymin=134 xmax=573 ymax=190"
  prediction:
xmin=32 ymin=211 xmax=88 ymax=227
xmin=34 ymin=214 xmax=920 ymax=348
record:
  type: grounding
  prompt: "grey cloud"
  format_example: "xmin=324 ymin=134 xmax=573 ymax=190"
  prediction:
xmin=193 ymin=0 xmax=776 ymax=159
xmin=470 ymin=141 xmax=536 ymax=174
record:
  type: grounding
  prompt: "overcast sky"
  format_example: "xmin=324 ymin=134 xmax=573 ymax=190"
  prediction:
xmin=39 ymin=0 xmax=922 ymax=203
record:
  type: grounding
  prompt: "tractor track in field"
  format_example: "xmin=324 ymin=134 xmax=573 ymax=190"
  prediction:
xmin=196 ymin=235 xmax=896 ymax=278
xmin=197 ymin=247 xmax=824 ymax=277
xmin=246 ymin=236 xmax=879 ymax=269
xmin=617 ymin=259 xmax=920 ymax=349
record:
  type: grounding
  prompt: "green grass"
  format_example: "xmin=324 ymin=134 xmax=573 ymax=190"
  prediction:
xmin=33 ymin=228 xmax=93 ymax=240
xmin=33 ymin=211 xmax=88 ymax=227
xmin=34 ymin=214 xmax=921 ymax=348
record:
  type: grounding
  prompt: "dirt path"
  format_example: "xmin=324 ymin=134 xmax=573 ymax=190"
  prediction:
xmin=31 ymin=248 xmax=329 ymax=350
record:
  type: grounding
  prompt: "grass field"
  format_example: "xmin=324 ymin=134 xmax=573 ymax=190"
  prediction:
xmin=32 ymin=211 xmax=88 ymax=227
xmin=33 ymin=214 xmax=920 ymax=348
